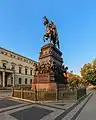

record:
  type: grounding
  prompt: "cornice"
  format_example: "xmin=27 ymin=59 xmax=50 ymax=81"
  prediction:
xmin=0 ymin=47 xmax=37 ymax=64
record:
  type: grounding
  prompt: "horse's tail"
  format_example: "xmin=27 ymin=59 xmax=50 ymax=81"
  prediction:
xmin=56 ymin=37 xmax=60 ymax=49
xmin=43 ymin=35 xmax=45 ymax=42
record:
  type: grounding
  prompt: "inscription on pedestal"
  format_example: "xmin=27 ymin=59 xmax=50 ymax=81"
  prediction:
xmin=37 ymin=74 xmax=49 ymax=83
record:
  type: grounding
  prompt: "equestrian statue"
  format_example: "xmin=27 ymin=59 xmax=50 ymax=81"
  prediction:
xmin=43 ymin=16 xmax=60 ymax=49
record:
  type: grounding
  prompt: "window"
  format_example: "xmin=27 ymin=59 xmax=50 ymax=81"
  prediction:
xmin=30 ymin=79 xmax=32 ymax=84
xmin=25 ymin=68 xmax=27 ymax=75
xmin=25 ymin=78 xmax=27 ymax=84
xmin=19 ymin=78 xmax=22 ymax=84
xmin=19 ymin=67 xmax=22 ymax=74
xmin=11 ymin=65 xmax=15 ymax=70
xmin=30 ymin=70 xmax=32 ymax=75
xmin=3 ymin=63 xmax=6 ymax=68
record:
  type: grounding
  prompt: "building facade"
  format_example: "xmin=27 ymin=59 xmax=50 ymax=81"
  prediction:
xmin=0 ymin=47 xmax=36 ymax=87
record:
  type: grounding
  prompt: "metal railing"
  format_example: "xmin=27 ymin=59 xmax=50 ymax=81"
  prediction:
xmin=12 ymin=86 xmax=86 ymax=101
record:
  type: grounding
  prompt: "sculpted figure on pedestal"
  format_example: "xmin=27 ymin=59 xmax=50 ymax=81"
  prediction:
xmin=43 ymin=16 xmax=60 ymax=49
xmin=45 ymin=62 xmax=49 ymax=73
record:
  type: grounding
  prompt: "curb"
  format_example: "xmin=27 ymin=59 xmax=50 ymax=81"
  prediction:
xmin=7 ymin=96 xmax=81 ymax=104
xmin=6 ymin=96 xmax=36 ymax=103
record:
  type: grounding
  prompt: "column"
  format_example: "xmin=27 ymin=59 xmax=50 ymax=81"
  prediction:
xmin=3 ymin=71 xmax=5 ymax=87
xmin=13 ymin=73 xmax=15 ymax=87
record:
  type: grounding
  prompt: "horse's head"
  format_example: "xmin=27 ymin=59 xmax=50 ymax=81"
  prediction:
xmin=43 ymin=16 xmax=49 ymax=25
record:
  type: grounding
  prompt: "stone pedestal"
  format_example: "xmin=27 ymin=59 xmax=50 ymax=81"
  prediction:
xmin=32 ymin=43 xmax=67 ymax=90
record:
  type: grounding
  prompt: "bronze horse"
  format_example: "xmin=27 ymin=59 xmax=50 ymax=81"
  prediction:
xmin=43 ymin=16 xmax=60 ymax=49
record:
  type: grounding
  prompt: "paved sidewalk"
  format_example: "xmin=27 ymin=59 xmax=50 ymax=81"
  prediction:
xmin=76 ymin=93 xmax=96 ymax=120
xmin=0 ymin=95 xmax=74 ymax=120
xmin=0 ymin=91 xmax=94 ymax=120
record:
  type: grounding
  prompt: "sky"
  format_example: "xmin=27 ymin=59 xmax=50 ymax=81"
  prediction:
xmin=0 ymin=0 xmax=96 ymax=74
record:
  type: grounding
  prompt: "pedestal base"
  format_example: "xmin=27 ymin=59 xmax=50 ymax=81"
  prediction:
xmin=32 ymin=43 xmax=67 ymax=90
xmin=32 ymin=83 xmax=57 ymax=90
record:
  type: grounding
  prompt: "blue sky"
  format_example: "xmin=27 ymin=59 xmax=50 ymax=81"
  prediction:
xmin=0 ymin=0 xmax=96 ymax=74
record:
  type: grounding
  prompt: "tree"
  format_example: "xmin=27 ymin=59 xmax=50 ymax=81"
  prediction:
xmin=67 ymin=72 xmax=86 ymax=90
xmin=80 ymin=59 xmax=96 ymax=86
xmin=80 ymin=63 xmax=92 ymax=79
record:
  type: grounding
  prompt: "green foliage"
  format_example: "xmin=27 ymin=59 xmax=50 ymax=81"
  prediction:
xmin=67 ymin=72 xmax=87 ymax=90
xmin=80 ymin=59 xmax=96 ymax=85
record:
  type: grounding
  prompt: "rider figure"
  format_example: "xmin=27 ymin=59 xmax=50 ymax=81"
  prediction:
xmin=49 ymin=21 xmax=59 ymax=47
xmin=49 ymin=21 xmax=58 ymax=37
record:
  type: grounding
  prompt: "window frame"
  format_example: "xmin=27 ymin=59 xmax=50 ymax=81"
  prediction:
xmin=19 ymin=78 xmax=22 ymax=84
xmin=25 ymin=68 xmax=27 ymax=75
xmin=19 ymin=66 xmax=22 ymax=74
xmin=25 ymin=78 xmax=27 ymax=84
xmin=30 ymin=79 xmax=32 ymax=84
xmin=30 ymin=69 xmax=32 ymax=75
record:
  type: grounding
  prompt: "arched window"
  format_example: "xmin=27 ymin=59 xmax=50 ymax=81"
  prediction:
xmin=11 ymin=62 xmax=16 ymax=70
xmin=1 ymin=60 xmax=8 ymax=68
